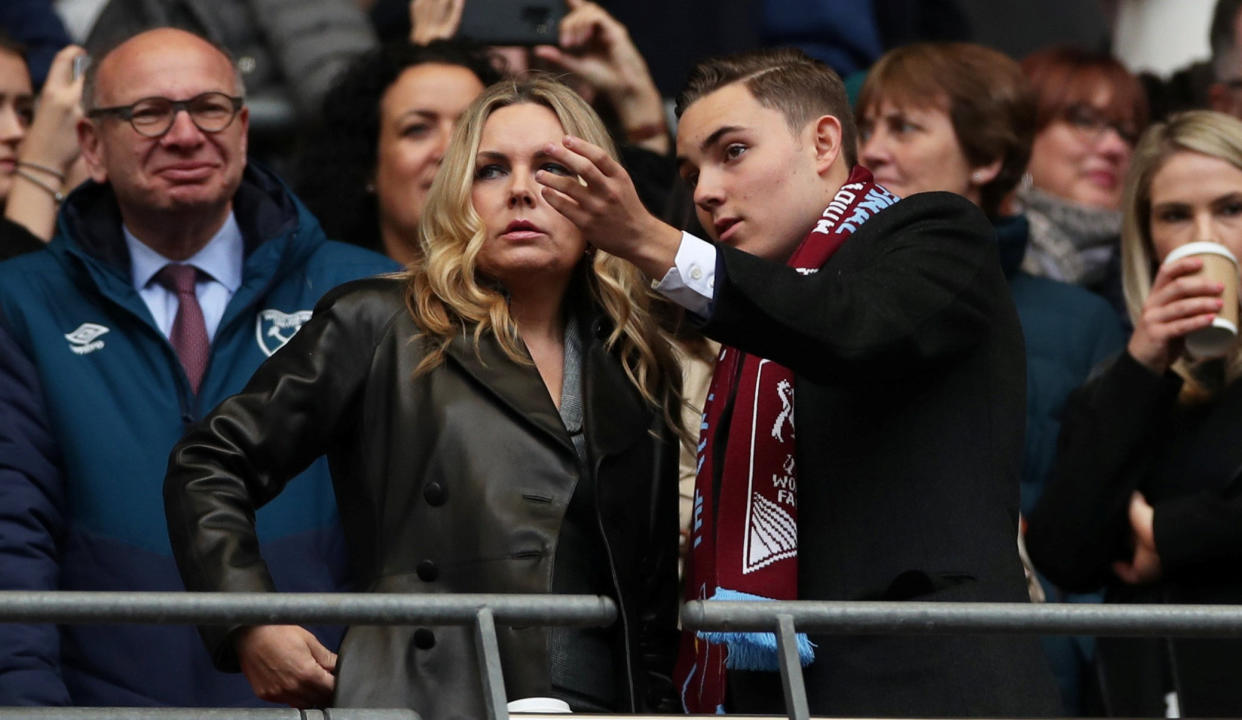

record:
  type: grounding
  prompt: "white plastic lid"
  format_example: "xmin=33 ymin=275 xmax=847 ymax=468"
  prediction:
xmin=1163 ymin=241 xmax=1239 ymax=266
xmin=1186 ymin=316 xmax=1239 ymax=358
xmin=507 ymin=697 xmax=573 ymax=714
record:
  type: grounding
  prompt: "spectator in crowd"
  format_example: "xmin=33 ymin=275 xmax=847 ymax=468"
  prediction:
xmin=0 ymin=33 xmax=41 ymax=259
xmin=1027 ymin=109 xmax=1242 ymax=718
xmin=0 ymin=0 xmax=73 ymax=88
xmin=85 ymin=0 xmax=376 ymax=125
xmin=856 ymin=41 xmax=1127 ymax=714
xmin=410 ymin=0 xmax=688 ymax=222
xmin=1210 ymin=0 xmax=1242 ymax=119
xmin=164 ymin=76 xmax=683 ymax=715
xmin=0 ymin=322 xmax=64 ymax=706
xmin=535 ymin=46 xmax=1060 ymax=716
xmin=2 ymin=39 xmax=88 ymax=257
xmin=295 ymin=41 xmax=498 ymax=265
xmin=0 ymin=27 xmax=396 ymax=706
xmin=1019 ymin=46 xmax=1148 ymax=317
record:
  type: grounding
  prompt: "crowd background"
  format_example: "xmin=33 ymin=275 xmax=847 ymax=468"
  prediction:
xmin=5 ymin=0 xmax=1242 ymax=715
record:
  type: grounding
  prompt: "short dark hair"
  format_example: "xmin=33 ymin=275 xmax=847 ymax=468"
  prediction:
xmin=294 ymin=40 xmax=500 ymax=252
xmin=676 ymin=48 xmax=858 ymax=167
xmin=1211 ymin=0 xmax=1242 ymax=81
xmin=857 ymin=42 xmax=1035 ymax=219
xmin=0 ymin=30 xmax=26 ymax=63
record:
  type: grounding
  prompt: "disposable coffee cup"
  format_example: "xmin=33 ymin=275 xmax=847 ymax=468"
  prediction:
xmin=1163 ymin=241 xmax=1240 ymax=358
xmin=506 ymin=697 xmax=572 ymax=714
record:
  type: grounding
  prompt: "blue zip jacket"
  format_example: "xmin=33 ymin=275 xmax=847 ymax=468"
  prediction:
xmin=0 ymin=165 xmax=398 ymax=706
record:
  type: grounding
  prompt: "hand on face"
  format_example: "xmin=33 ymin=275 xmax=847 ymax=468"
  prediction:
xmin=1127 ymin=256 xmax=1223 ymax=374
xmin=20 ymin=45 xmax=86 ymax=177
xmin=1129 ymin=150 xmax=1242 ymax=373
xmin=471 ymin=104 xmax=595 ymax=289
xmin=534 ymin=133 xmax=680 ymax=279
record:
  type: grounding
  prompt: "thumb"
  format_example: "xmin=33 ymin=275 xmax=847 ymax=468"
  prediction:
xmin=305 ymin=633 xmax=338 ymax=673
xmin=564 ymin=0 xmax=586 ymax=10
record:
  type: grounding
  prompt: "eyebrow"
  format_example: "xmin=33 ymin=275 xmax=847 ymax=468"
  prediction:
xmin=676 ymin=124 xmax=745 ymax=169
xmin=475 ymin=149 xmax=558 ymax=163
xmin=398 ymin=109 xmax=438 ymax=121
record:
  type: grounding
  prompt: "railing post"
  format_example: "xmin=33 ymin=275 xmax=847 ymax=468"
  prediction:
xmin=474 ymin=606 xmax=509 ymax=720
xmin=775 ymin=613 xmax=810 ymax=720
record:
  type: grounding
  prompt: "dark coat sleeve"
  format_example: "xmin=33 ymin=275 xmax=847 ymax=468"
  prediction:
xmin=163 ymin=280 xmax=396 ymax=669
xmin=0 ymin=322 xmax=70 ymax=705
xmin=1025 ymin=352 xmax=1181 ymax=591
xmin=699 ymin=192 xmax=999 ymax=384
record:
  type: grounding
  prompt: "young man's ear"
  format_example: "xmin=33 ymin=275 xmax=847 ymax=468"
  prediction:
xmin=77 ymin=118 xmax=108 ymax=184
xmin=810 ymin=114 xmax=844 ymax=176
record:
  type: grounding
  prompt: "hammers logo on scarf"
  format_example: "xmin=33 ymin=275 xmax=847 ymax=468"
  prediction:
xmin=676 ymin=167 xmax=899 ymax=713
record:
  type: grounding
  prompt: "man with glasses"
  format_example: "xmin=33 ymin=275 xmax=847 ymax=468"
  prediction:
xmin=0 ymin=28 xmax=395 ymax=708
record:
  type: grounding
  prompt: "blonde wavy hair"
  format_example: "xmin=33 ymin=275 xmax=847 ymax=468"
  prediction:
xmin=1121 ymin=110 xmax=1242 ymax=399
xmin=404 ymin=76 xmax=685 ymax=434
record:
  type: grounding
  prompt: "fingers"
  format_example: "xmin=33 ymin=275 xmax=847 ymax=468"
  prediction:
xmin=1112 ymin=559 xmax=1141 ymax=585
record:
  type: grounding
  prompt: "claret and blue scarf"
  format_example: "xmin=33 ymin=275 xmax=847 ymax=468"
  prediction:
xmin=676 ymin=167 xmax=900 ymax=713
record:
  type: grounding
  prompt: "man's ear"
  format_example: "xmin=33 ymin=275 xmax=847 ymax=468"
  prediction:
xmin=237 ymin=106 xmax=249 ymax=162
xmin=76 ymin=119 xmax=108 ymax=184
xmin=810 ymin=114 xmax=844 ymax=176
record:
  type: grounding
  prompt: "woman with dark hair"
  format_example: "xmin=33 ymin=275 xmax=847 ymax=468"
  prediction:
xmin=856 ymin=43 xmax=1127 ymax=713
xmin=1019 ymin=46 xmax=1148 ymax=310
xmin=0 ymin=35 xmax=86 ymax=259
xmin=1027 ymin=110 xmax=1242 ymax=716
xmin=295 ymin=40 xmax=500 ymax=264
xmin=166 ymin=76 xmax=683 ymax=716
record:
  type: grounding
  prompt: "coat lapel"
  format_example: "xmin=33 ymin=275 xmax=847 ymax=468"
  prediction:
xmin=445 ymin=329 xmax=575 ymax=454
xmin=583 ymin=332 xmax=652 ymax=461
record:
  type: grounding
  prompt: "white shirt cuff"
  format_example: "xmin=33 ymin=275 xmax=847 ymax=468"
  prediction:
xmin=652 ymin=232 xmax=716 ymax=316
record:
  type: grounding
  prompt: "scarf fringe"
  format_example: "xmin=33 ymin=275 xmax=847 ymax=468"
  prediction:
xmin=701 ymin=588 xmax=816 ymax=671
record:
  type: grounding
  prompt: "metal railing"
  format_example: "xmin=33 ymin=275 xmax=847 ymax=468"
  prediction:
xmin=681 ymin=599 xmax=1242 ymax=720
xmin=8 ymin=593 xmax=1242 ymax=720
xmin=0 ymin=591 xmax=616 ymax=720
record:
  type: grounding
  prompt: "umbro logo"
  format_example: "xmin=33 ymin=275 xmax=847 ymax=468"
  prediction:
xmin=65 ymin=323 xmax=109 ymax=355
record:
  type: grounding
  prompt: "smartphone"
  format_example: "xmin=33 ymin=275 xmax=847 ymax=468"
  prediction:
xmin=457 ymin=0 xmax=564 ymax=46
xmin=72 ymin=54 xmax=90 ymax=82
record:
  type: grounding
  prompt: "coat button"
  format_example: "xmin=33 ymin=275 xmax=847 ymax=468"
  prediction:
xmin=416 ymin=559 xmax=439 ymax=582
xmin=423 ymin=482 xmax=446 ymax=506
xmin=413 ymin=628 xmax=436 ymax=649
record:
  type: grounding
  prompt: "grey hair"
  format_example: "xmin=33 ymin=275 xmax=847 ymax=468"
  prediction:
xmin=81 ymin=29 xmax=246 ymax=113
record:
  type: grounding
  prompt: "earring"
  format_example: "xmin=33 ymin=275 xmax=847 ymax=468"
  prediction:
xmin=971 ymin=170 xmax=988 ymax=184
xmin=364 ymin=183 xmax=376 ymax=194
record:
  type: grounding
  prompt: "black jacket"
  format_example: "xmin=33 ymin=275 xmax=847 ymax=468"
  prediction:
xmin=703 ymin=191 xmax=1060 ymax=717
xmin=164 ymin=277 xmax=680 ymax=718
xmin=1027 ymin=352 xmax=1242 ymax=716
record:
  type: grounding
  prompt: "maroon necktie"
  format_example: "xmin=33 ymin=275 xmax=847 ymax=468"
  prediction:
xmin=155 ymin=263 xmax=209 ymax=393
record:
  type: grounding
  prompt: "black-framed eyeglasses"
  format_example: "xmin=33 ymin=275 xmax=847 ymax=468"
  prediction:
xmin=87 ymin=92 xmax=245 ymax=138
xmin=1061 ymin=103 xmax=1139 ymax=146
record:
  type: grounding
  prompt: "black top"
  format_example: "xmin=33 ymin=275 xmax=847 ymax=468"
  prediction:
xmin=1027 ymin=352 xmax=1242 ymax=715
xmin=0 ymin=216 xmax=45 ymax=262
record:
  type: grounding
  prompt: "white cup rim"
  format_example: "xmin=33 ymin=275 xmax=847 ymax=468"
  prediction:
xmin=1163 ymin=241 xmax=1239 ymax=266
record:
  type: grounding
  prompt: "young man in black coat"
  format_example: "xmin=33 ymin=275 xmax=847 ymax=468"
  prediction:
xmin=536 ymin=48 xmax=1061 ymax=717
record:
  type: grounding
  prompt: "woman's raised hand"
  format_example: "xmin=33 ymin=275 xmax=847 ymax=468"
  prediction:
xmin=1127 ymin=255 xmax=1225 ymax=373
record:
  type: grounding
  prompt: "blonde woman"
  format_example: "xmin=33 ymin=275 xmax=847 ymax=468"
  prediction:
xmin=163 ymin=77 xmax=683 ymax=716
xmin=1027 ymin=110 xmax=1242 ymax=716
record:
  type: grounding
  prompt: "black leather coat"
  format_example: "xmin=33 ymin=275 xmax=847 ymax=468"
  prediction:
xmin=163 ymin=277 xmax=680 ymax=719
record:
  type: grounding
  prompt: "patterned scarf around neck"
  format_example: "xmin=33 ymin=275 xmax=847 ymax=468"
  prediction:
xmin=676 ymin=167 xmax=900 ymax=713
